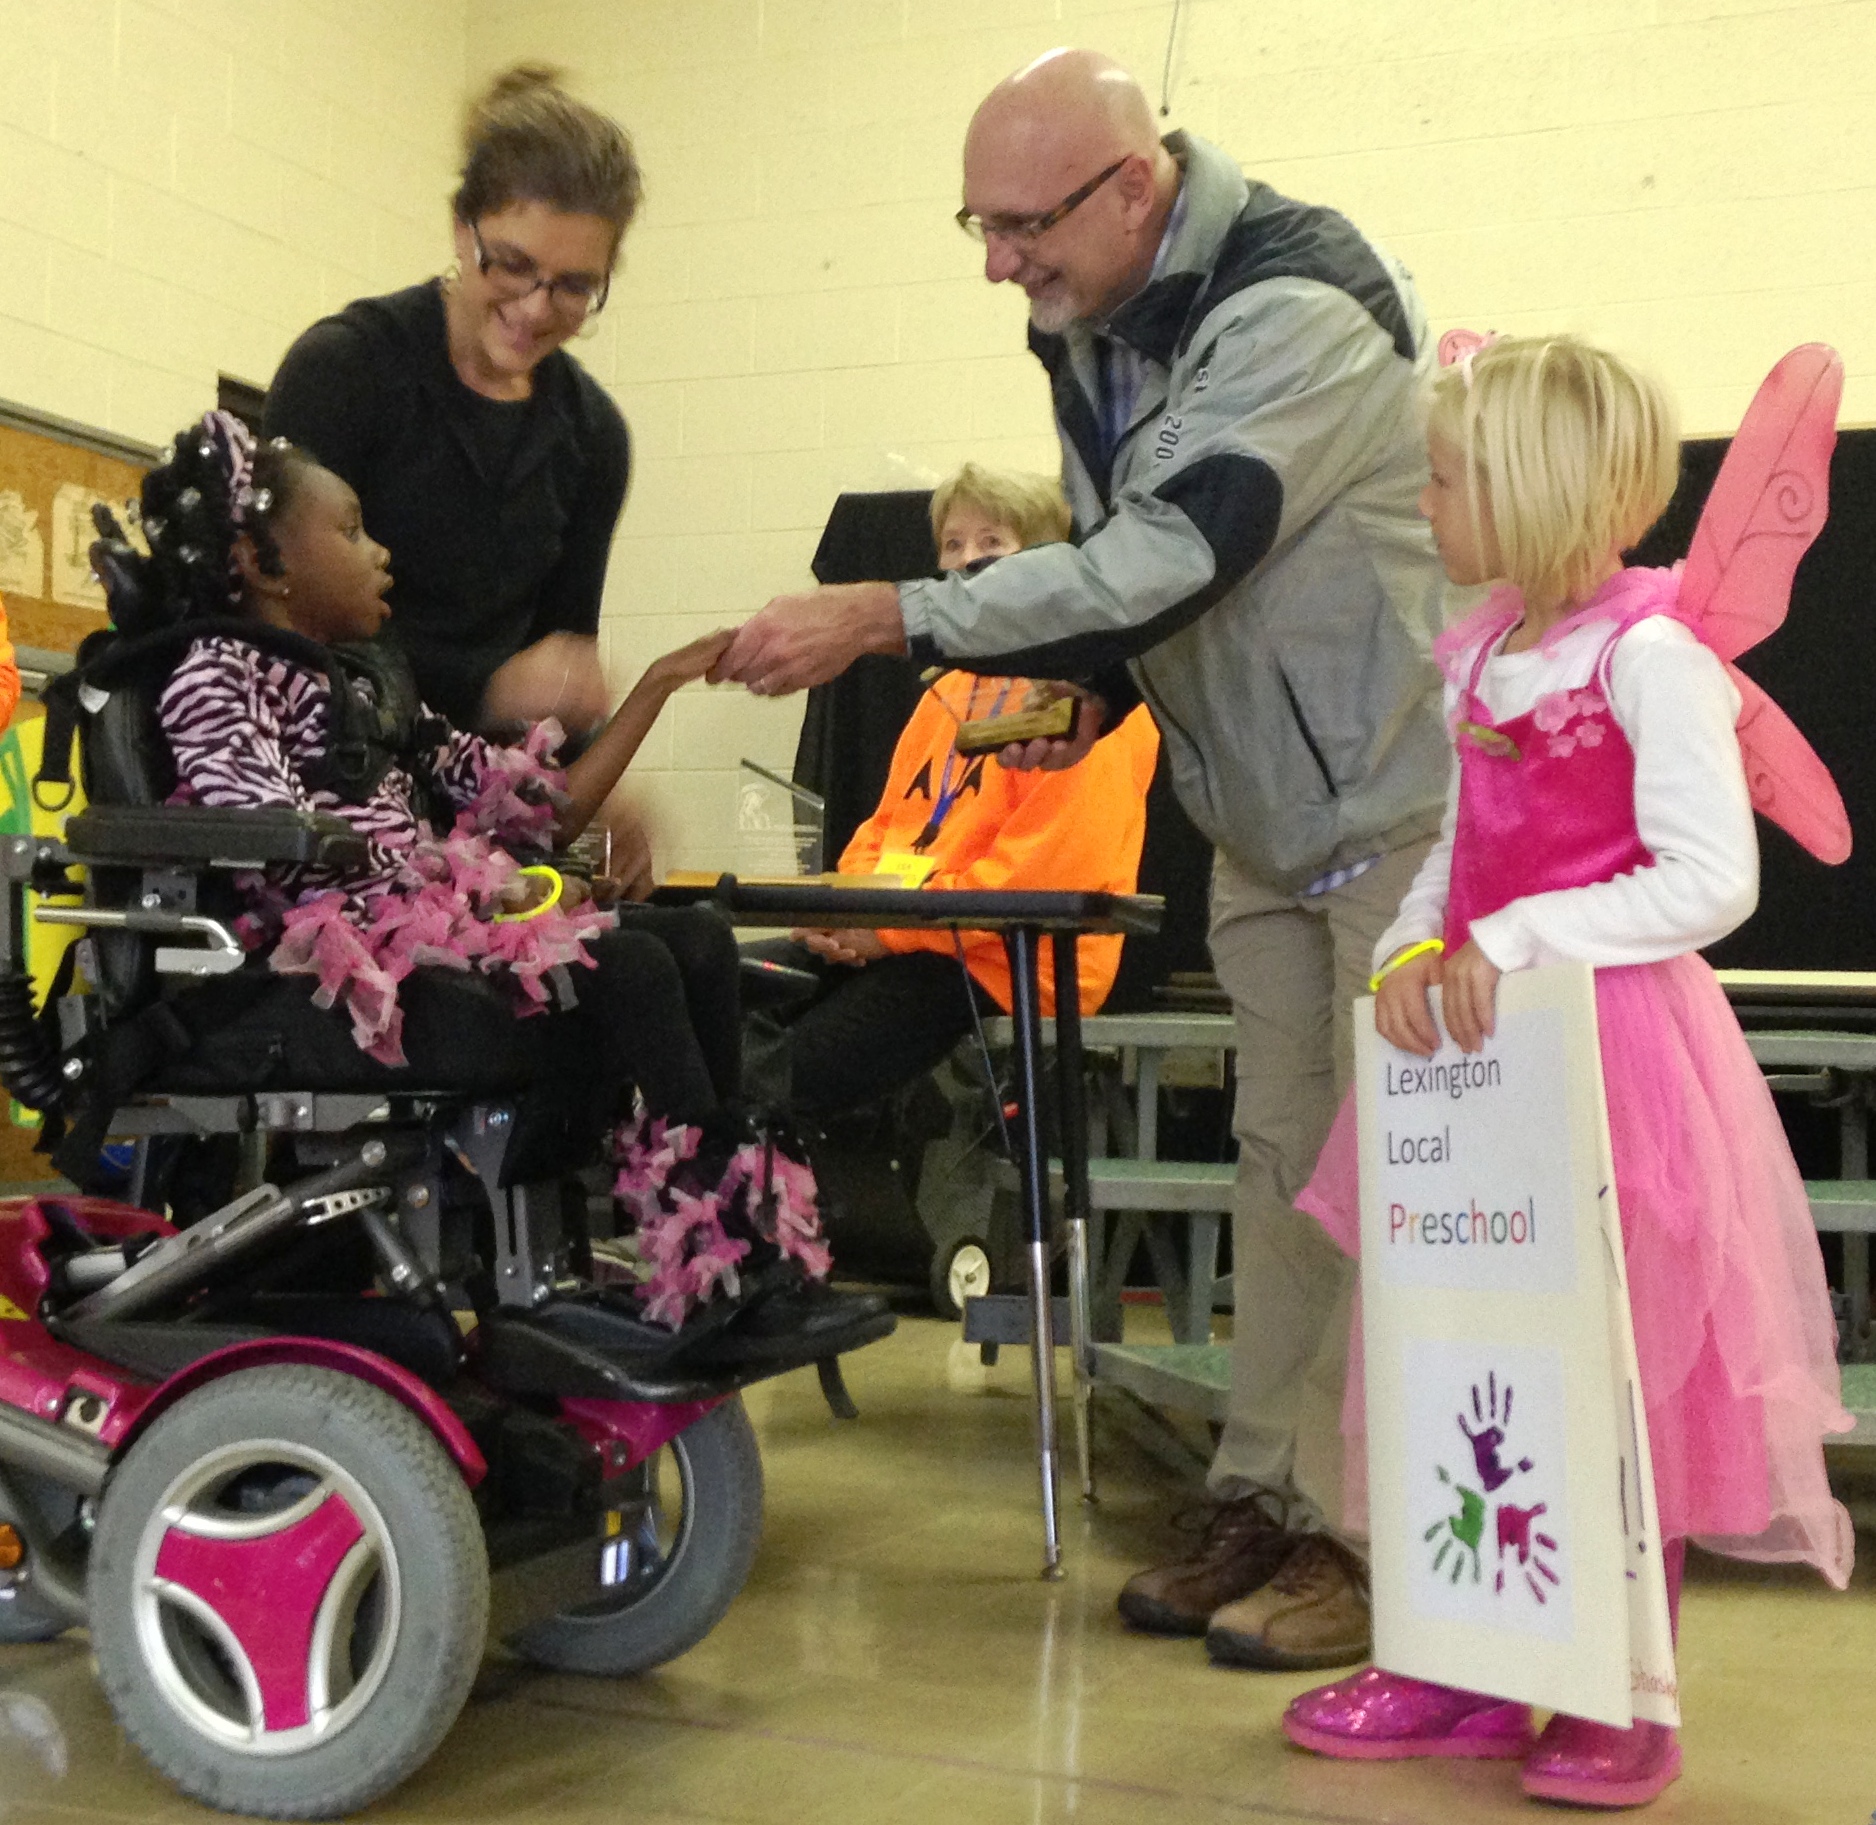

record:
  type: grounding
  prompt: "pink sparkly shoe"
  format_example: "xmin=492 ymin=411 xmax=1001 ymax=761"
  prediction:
xmin=1520 ymin=1714 xmax=1681 ymax=1808
xmin=1282 ymin=1666 xmax=1534 ymax=1761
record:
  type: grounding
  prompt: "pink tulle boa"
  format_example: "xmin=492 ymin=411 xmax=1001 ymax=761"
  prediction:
xmin=266 ymin=819 xmax=612 ymax=1066
xmin=1299 ymin=955 xmax=1854 ymax=1588
xmin=457 ymin=719 xmax=569 ymax=848
xmin=610 ymin=1114 xmax=749 ymax=1327
xmin=725 ymin=1138 xmax=834 ymax=1281
xmin=607 ymin=1112 xmax=833 ymax=1329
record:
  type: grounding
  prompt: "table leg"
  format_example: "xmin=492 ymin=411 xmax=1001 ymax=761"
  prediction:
xmin=1004 ymin=925 xmax=1061 ymax=1577
xmin=1052 ymin=931 xmax=1095 ymax=1505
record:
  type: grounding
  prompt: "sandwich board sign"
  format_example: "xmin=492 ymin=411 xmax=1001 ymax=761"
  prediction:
xmin=1356 ymin=963 xmax=1677 ymax=1727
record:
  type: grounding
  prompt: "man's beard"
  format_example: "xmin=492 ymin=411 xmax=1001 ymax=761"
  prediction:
xmin=1026 ymin=290 xmax=1079 ymax=334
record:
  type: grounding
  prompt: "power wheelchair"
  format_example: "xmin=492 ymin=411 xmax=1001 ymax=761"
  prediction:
xmin=0 ymin=519 xmax=893 ymax=1818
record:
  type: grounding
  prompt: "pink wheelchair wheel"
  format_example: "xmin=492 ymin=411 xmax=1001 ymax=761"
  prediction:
xmin=89 ymin=1366 xmax=486 ymax=1819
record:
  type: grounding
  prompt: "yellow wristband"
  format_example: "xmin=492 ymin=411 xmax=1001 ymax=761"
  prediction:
xmin=1368 ymin=938 xmax=1444 ymax=995
xmin=497 ymin=864 xmax=564 ymax=922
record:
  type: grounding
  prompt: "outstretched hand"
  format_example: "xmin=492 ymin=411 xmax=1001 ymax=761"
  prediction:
xmin=645 ymin=627 xmax=736 ymax=692
xmin=710 ymin=583 xmax=906 ymax=696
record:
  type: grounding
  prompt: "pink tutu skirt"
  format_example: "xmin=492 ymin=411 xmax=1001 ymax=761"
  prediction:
xmin=1300 ymin=952 xmax=1854 ymax=1587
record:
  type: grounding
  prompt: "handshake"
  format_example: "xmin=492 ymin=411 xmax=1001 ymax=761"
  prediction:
xmin=706 ymin=581 xmax=1105 ymax=773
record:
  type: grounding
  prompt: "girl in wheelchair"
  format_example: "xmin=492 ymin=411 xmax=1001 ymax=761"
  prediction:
xmin=135 ymin=410 xmax=827 ymax=1327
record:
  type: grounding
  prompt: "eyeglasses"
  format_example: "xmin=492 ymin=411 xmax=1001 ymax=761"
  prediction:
xmin=470 ymin=223 xmax=612 ymax=319
xmin=955 ymin=157 xmax=1129 ymax=245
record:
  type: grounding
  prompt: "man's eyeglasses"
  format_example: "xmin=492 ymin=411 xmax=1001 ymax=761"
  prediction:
xmin=470 ymin=223 xmax=612 ymax=319
xmin=955 ymin=157 xmax=1129 ymax=245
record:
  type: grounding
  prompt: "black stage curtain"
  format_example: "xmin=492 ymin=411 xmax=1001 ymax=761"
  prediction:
xmin=792 ymin=491 xmax=934 ymax=867
xmin=1630 ymin=427 xmax=1876 ymax=969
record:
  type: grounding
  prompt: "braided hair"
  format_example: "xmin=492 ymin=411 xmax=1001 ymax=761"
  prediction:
xmin=138 ymin=410 xmax=316 ymax=624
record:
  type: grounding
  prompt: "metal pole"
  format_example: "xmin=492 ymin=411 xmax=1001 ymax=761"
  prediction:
xmin=1052 ymin=931 xmax=1095 ymax=1504
xmin=1004 ymin=925 xmax=1062 ymax=1577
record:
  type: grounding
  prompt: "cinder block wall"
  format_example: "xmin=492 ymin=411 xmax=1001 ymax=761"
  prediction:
xmin=0 ymin=0 xmax=467 ymax=443
xmin=2 ymin=2 xmax=1870 ymax=871
xmin=466 ymin=0 xmax=1876 ymax=869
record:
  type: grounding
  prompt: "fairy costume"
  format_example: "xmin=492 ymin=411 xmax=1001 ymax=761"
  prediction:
xmin=1299 ymin=565 xmax=1854 ymax=1585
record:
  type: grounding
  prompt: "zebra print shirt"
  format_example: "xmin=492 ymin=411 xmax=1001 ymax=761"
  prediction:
xmin=158 ymin=634 xmax=508 ymax=907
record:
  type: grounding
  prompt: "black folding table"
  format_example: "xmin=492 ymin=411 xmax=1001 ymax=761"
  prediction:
xmin=684 ymin=877 xmax=1164 ymax=1576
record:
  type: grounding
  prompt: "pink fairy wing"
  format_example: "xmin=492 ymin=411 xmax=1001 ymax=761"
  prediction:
xmin=1731 ymin=664 xmax=1851 ymax=864
xmin=1680 ymin=343 xmax=1842 ymax=660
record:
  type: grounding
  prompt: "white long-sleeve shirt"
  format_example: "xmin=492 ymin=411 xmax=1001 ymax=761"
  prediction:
xmin=1374 ymin=613 xmax=1756 ymax=975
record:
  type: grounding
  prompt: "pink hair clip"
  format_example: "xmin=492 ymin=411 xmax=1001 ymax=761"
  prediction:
xmin=1437 ymin=327 xmax=1500 ymax=388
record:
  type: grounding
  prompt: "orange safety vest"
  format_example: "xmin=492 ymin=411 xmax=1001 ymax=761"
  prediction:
xmin=838 ymin=673 xmax=1159 ymax=1015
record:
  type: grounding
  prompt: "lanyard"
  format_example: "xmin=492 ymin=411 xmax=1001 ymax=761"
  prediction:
xmin=913 ymin=674 xmax=1017 ymax=851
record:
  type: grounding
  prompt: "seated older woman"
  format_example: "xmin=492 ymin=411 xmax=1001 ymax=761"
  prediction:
xmin=753 ymin=464 xmax=1160 ymax=1115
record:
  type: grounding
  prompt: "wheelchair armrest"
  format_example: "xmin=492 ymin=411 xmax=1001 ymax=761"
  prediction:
xmin=63 ymin=804 xmax=373 ymax=871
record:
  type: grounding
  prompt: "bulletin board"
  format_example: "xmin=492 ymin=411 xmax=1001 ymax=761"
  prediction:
xmin=0 ymin=396 xmax=156 ymax=661
xmin=0 ymin=399 xmax=152 ymax=1185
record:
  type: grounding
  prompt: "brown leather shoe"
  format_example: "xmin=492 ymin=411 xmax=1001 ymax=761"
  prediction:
xmin=1116 ymin=1493 xmax=1295 ymax=1636
xmin=1204 ymin=1534 xmax=1371 ymax=1670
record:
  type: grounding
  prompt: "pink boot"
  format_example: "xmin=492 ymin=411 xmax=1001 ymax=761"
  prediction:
xmin=1283 ymin=1666 xmax=1534 ymax=1761
xmin=1520 ymin=1715 xmax=1681 ymax=1808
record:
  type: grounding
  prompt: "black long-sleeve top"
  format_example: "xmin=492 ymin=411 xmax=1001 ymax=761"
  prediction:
xmin=264 ymin=280 xmax=630 ymax=729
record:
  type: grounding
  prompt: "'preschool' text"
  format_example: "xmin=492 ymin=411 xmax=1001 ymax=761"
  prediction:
xmin=1389 ymin=1199 xmax=1539 ymax=1248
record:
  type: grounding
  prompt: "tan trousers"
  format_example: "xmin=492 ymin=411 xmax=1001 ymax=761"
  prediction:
xmin=1204 ymin=840 xmax=1432 ymax=1539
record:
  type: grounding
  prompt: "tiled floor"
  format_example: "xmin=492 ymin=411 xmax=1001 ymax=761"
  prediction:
xmin=2 ymin=1315 xmax=1873 ymax=1823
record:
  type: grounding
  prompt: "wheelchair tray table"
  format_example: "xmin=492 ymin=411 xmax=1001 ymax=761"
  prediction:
xmin=659 ymin=876 xmax=1164 ymax=1574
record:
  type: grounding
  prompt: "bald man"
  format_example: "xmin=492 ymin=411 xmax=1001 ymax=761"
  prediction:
xmin=716 ymin=51 xmax=1450 ymax=1673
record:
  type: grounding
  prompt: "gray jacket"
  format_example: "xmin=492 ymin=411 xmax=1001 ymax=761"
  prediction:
xmin=898 ymin=132 xmax=1450 ymax=893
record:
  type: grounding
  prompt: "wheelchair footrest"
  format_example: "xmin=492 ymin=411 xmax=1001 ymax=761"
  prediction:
xmin=476 ymin=1307 xmax=732 ymax=1404
xmin=475 ymin=1277 xmax=896 ymax=1402
xmin=669 ymin=1281 xmax=895 ymax=1371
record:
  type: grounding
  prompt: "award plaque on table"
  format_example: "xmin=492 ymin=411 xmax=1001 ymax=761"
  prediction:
xmin=1356 ymin=963 xmax=1679 ymax=1728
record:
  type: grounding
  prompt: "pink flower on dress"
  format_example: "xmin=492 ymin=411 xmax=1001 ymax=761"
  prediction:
xmin=1573 ymin=717 xmax=1605 ymax=748
xmin=1532 ymin=691 xmax=1576 ymax=734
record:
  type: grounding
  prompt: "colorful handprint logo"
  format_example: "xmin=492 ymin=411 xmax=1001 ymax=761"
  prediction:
xmin=1425 ymin=1371 xmax=1562 ymax=1604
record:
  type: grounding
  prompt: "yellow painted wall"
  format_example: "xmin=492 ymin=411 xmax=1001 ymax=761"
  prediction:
xmin=2 ymin=2 xmax=1871 ymax=872
xmin=0 ymin=0 xmax=467 ymax=445
xmin=467 ymin=0 xmax=1876 ymax=868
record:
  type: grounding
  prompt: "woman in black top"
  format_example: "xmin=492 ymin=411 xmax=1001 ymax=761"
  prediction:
xmin=264 ymin=65 xmax=638 ymax=736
